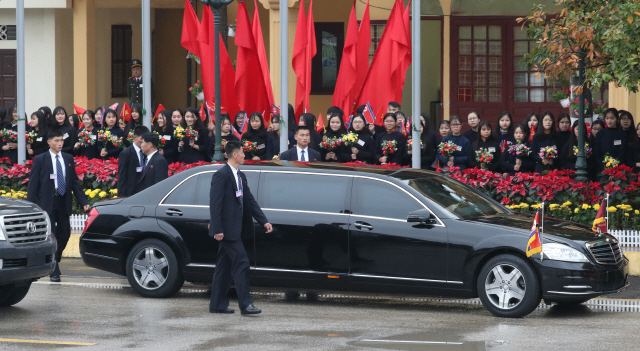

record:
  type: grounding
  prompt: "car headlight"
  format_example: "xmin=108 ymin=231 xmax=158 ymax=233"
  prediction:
xmin=542 ymin=243 xmax=589 ymax=263
xmin=43 ymin=211 xmax=52 ymax=239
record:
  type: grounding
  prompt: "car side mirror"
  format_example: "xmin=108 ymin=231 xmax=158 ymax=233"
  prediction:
xmin=407 ymin=209 xmax=437 ymax=225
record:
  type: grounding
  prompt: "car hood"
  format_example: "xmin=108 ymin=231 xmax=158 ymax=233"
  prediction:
xmin=464 ymin=213 xmax=600 ymax=244
xmin=0 ymin=197 xmax=42 ymax=216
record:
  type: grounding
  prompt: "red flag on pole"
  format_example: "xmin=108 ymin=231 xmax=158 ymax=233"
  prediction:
xmin=180 ymin=0 xmax=201 ymax=57
xmin=331 ymin=0 xmax=359 ymax=121
xmin=354 ymin=0 xmax=371 ymax=113
xmin=235 ymin=0 xmax=270 ymax=117
xmin=252 ymin=0 xmax=274 ymax=108
xmin=292 ymin=0 xmax=308 ymax=120
xmin=197 ymin=5 xmax=240 ymax=120
xmin=592 ymin=198 xmax=608 ymax=234
xmin=316 ymin=113 xmax=325 ymax=133
xmin=397 ymin=0 xmax=412 ymax=90
xmin=354 ymin=0 xmax=410 ymax=121
xmin=73 ymin=104 xmax=86 ymax=116
xmin=304 ymin=0 xmax=317 ymax=113
xmin=120 ymin=102 xmax=131 ymax=123
xmin=200 ymin=104 xmax=206 ymax=121
xmin=154 ymin=104 xmax=165 ymax=121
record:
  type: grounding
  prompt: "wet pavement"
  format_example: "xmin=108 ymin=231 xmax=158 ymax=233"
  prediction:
xmin=1 ymin=259 xmax=640 ymax=350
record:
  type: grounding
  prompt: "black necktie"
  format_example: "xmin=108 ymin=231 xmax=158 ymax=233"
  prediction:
xmin=139 ymin=150 xmax=146 ymax=168
xmin=237 ymin=171 xmax=243 ymax=210
xmin=56 ymin=155 xmax=65 ymax=196
xmin=300 ymin=150 xmax=306 ymax=161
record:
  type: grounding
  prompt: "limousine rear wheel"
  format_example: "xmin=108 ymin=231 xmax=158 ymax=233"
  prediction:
xmin=126 ymin=239 xmax=184 ymax=298
xmin=477 ymin=254 xmax=541 ymax=318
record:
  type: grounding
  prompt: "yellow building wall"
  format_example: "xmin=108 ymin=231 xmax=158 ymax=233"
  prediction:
xmin=154 ymin=9 xmax=188 ymax=110
xmin=55 ymin=8 xmax=74 ymax=110
xmin=609 ymin=83 xmax=640 ymax=122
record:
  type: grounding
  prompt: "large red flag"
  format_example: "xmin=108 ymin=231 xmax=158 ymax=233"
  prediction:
xmin=252 ymin=0 xmax=274 ymax=107
xmin=197 ymin=5 xmax=240 ymax=120
xmin=181 ymin=0 xmax=201 ymax=57
xmin=331 ymin=0 xmax=359 ymax=123
xmin=292 ymin=0 xmax=308 ymax=120
xmin=397 ymin=0 xmax=412 ymax=90
xmin=355 ymin=0 xmax=410 ymax=121
xmin=304 ymin=0 xmax=317 ymax=113
xmin=354 ymin=0 xmax=371 ymax=113
xmin=235 ymin=1 xmax=270 ymax=116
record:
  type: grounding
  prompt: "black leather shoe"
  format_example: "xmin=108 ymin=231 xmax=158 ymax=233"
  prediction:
xmin=241 ymin=304 xmax=261 ymax=315
xmin=210 ymin=308 xmax=234 ymax=314
xmin=50 ymin=276 xmax=61 ymax=282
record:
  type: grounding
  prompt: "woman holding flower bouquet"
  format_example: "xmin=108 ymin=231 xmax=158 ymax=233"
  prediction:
xmin=320 ymin=112 xmax=350 ymax=163
xmin=500 ymin=123 xmax=534 ymax=175
xmin=1 ymin=104 xmax=30 ymax=163
xmin=209 ymin=114 xmax=241 ymax=160
xmin=561 ymin=120 xmax=595 ymax=177
xmin=178 ymin=107 xmax=210 ymax=163
xmin=153 ymin=110 xmax=173 ymax=159
xmin=531 ymin=111 xmax=560 ymax=174
xmin=374 ymin=113 xmax=407 ymax=165
xmin=123 ymin=103 xmax=143 ymax=148
xmin=239 ymin=112 xmax=268 ymax=161
xmin=347 ymin=114 xmax=376 ymax=164
xmin=27 ymin=111 xmax=49 ymax=159
xmin=74 ymin=110 xmax=100 ymax=159
xmin=467 ymin=121 xmax=501 ymax=172
xmin=265 ymin=114 xmax=292 ymax=160
xmin=436 ymin=115 xmax=470 ymax=170
xmin=50 ymin=106 xmax=76 ymax=155
xmin=594 ymin=108 xmax=627 ymax=176
xmin=97 ymin=109 xmax=124 ymax=159
xmin=492 ymin=111 xmax=515 ymax=147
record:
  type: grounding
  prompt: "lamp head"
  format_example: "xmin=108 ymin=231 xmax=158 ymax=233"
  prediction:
xmin=198 ymin=0 xmax=234 ymax=9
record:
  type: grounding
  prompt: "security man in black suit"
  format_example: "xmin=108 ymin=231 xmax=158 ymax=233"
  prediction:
xmin=209 ymin=140 xmax=273 ymax=315
xmin=127 ymin=59 xmax=143 ymax=104
xmin=133 ymin=132 xmax=168 ymax=194
xmin=117 ymin=126 xmax=150 ymax=197
xmin=26 ymin=129 xmax=90 ymax=282
xmin=278 ymin=126 xmax=321 ymax=161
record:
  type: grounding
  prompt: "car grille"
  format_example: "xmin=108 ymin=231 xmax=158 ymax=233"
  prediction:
xmin=587 ymin=239 xmax=624 ymax=265
xmin=1 ymin=212 xmax=48 ymax=244
xmin=2 ymin=258 xmax=27 ymax=268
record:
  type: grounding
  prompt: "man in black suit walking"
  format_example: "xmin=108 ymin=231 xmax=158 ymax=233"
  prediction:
xmin=209 ymin=140 xmax=273 ymax=315
xmin=117 ymin=126 xmax=149 ymax=197
xmin=279 ymin=126 xmax=321 ymax=161
xmin=133 ymin=132 xmax=168 ymax=194
xmin=27 ymin=130 xmax=90 ymax=282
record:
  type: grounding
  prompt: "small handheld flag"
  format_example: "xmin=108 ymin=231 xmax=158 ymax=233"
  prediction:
xmin=73 ymin=103 xmax=86 ymax=116
xmin=499 ymin=140 xmax=508 ymax=153
xmin=431 ymin=158 xmax=441 ymax=169
xmin=108 ymin=102 xmax=119 ymax=113
xmin=154 ymin=104 xmax=165 ymax=121
xmin=529 ymin=123 xmax=536 ymax=143
xmin=526 ymin=209 xmax=542 ymax=257
xmin=205 ymin=102 xmax=216 ymax=125
xmin=99 ymin=106 xmax=106 ymax=124
xmin=363 ymin=102 xmax=375 ymax=124
xmin=199 ymin=104 xmax=206 ymax=121
xmin=239 ymin=113 xmax=249 ymax=135
xmin=592 ymin=196 xmax=608 ymax=234
xmin=316 ymin=113 xmax=325 ymax=133
xmin=120 ymin=102 xmax=131 ymax=123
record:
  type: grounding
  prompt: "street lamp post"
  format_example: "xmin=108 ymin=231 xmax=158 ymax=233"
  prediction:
xmin=575 ymin=49 xmax=588 ymax=183
xmin=199 ymin=0 xmax=234 ymax=162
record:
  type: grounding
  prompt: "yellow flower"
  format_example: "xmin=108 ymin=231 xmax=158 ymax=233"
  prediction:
xmin=635 ymin=210 xmax=639 ymax=215
xmin=606 ymin=161 xmax=612 ymax=167
xmin=519 ymin=203 xmax=529 ymax=208
xmin=89 ymin=193 xmax=96 ymax=198
xmin=549 ymin=204 xmax=559 ymax=211
xmin=109 ymin=189 xmax=118 ymax=194
xmin=594 ymin=204 xmax=601 ymax=210
xmin=625 ymin=213 xmax=630 ymax=217
xmin=581 ymin=204 xmax=590 ymax=210
xmin=531 ymin=203 xmax=542 ymax=209
xmin=85 ymin=189 xmax=91 ymax=195
xmin=99 ymin=191 xmax=107 ymax=198
xmin=562 ymin=201 xmax=572 ymax=207
xmin=608 ymin=206 xmax=617 ymax=213
xmin=574 ymin=208 xmax=580 ymax=213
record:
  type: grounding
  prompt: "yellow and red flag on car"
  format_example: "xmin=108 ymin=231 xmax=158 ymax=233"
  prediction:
xmin=592 ymin=198 xmax=608 ymax=234
xmin=526 ymin=209 xmax=542 ymax=257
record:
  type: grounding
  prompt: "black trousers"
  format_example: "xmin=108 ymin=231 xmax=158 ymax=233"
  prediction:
xmin=50 ymin=195 xmax=70 ymax=277
xmin=209 ymin=240 xmax=254 ymax=311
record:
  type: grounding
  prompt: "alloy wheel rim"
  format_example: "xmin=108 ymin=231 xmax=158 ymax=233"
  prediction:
xmin=484 ymin=263 xmax=526 ymax=310
xmin=132 ymin=247 xmax=169 ymax=290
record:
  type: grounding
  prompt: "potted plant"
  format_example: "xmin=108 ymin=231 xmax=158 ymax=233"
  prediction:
xmin=228 ymin=19 xmax=237 ymax=37
xmin=552 ymin=88 xmax=571 ymax=108
xmin=189 ymin=80 xmax=204 ymax=101
xmin=569 ymin=97 xmax=591 ymax=125
xmin=592 ymin=100 xmax=607 ymax=120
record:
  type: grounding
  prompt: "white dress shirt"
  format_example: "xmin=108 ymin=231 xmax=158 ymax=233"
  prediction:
xmin=296 ymin=145 xmax=309 ymax=161
xmin=49 ymin=150 xmax=65 ymax=190
xmin=133 ymin=143 xmax=143 ymax=166
xmin=145 ymin=150 xmax=158 ymax=168
xmin=229 ymin=164 xmax=241 ymax=194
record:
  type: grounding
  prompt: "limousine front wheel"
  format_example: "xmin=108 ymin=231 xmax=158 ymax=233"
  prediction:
xmin=126 ymin=239 xmax=184 ymax=298
xmin=477 ymin=254 xmax=541 ymax=318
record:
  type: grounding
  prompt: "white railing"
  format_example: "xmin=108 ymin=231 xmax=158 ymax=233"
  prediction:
xmin=66 ymin=215 xmax=640 ymax=248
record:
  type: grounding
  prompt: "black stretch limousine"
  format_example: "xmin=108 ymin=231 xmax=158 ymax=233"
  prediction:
xmin=80 ymin=161 xmax=628 ymax=317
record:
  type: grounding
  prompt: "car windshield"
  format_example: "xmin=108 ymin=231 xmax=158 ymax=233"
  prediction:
xmin=400 ymin=176 xmax=506 ymax=219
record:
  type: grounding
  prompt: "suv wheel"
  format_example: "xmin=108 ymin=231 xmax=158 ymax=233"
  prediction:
xmin=126 ymin=239 xmax=184 ymax=298
xmin=477 ymin=254 xmax=541 ymax=318
xmin=0 ymin=283 xmax=31 ymax=307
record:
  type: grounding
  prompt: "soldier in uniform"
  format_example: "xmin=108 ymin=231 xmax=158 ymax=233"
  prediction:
xmin=127 ymin=59 xmax=143 ymax=104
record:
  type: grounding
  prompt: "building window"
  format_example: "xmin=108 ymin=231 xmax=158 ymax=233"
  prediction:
xmin=111 ymin=25 xmax=132 ymax=98
xmin=457 ymin=25 xmax=503 ymax=103
xmin=0 ymin=26 xmax=16 ymax=41
xmin=370 ymin=23 xmax=386 ymax=62
xmin=311 ymin=22 xmax=344 ymax=95
xmin=512 ymin=26 xmax=556 ymax=103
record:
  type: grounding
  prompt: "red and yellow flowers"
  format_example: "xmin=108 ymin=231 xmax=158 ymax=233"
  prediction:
xmin=381 ymin=140 xmax=397 ymax=155
xmin=78 ymin=130 xmax=95 ymax=147
xmin=475 ymin=148 xmax=494 ymax=163
xmin=319 ymin=136 xmax=343 ymax=151
xmin=242 ymin=139 xmax=258 ymax=158
xmin=438 ymin=141 xmax=457 ymax=158
xmin=1 ymin=129 xmax=17 ymax=143
xmin=25 ymin=131 xmax=38 ymax=144
xmin=507 ymin=142 xmax=531 ymax=159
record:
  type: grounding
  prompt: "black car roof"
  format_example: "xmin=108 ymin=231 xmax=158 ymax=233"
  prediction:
xmin=180 ymin=161 xmax=439 ymax=179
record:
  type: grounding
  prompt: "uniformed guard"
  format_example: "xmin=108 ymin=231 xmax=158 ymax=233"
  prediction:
xmin=128 ymin=59 xmax=143 ymax=104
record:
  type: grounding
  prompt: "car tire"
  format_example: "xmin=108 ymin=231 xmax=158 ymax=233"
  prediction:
xmin=477 ymin=254 xmax=541 ymax=318
xmin=126 ymin=239 xmax=184 ymax=298
xmin=0 ymin=283 xmax=31 ymax=307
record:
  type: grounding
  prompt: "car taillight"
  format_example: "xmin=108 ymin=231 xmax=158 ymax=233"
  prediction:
xmin=84 ymin=207 xmax=99 ymax=233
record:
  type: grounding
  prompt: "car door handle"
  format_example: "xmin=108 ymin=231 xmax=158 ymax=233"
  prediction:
xmin=166 ymin=209 xmax=183 ymax=216
xmin=354 ymin=221 xmax=373 ymax=230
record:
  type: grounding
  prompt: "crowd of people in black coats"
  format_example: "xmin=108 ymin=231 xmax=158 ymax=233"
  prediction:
xmin=2 ymin=101 xmax=638 ymax=181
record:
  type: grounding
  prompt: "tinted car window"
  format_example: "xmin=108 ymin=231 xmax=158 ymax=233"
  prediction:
xmin=195 ymin=171 xmax=260 ymax=206
xmin=355 ymin=178 xmax=423 ymax=220
xmin=164 ymin=176 xmax=197 ymax=205
xmin=262 ymin=173 xmax=348 ymax=213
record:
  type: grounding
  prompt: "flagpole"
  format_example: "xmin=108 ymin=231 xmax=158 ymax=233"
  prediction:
xmin=411 ymin=0 xmax=421 ymax=169
xmin=279 ymin=0 xmax=289 ymax=155
xmin=540 ymin=202 xmax=544 ymax=262
xmin=16 ymin=0 xmax=26 ymax=165
xmin=606 ymin=193 xmax=610 ymax=233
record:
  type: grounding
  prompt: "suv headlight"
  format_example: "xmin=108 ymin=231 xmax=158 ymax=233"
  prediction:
xmin=0 ymin=216 xmax=5 ymax=241
xmin=43 ymin=211 xmax=52 ymax=239
xmin=542 ymin=243 xmax=589 ymax=263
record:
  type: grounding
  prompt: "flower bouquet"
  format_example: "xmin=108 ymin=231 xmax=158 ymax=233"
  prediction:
xmin=78 ymin=129 xmax=95 ymax=147
xmin=221 ymin=139 xmax=228 ymax=151
xmin=97 ymin=129 xmax=112 ymax=143
xmin=507 ymin=142 xmax=531 ymax=159
xmin=539 ymin=145 xmax=558 ymax=173
xmin=183 ymin=126 xmax=198 ymax=142
xmin=604 ymin=153 xmax=620 ymax=169
xmin=319 ymin=136 xmax=342 ymax=151
xmin=475 ymin=148 xmax=494 ymax=164
xmin=381 ymin=140 xmax=397 ymax=156
xmin=438 ymin=141 xmax=457 ymax=158
xmin=242 ymin=139 xmax=258 ymax=158
xmin=153 ymin=131 xmax=166 ymax=149
xmin=126 ymin=130 xmax=135 ymax=144
xmin=341 ymin=132 xmax=358 ymax=147
xmin=573 ymin=142 xmax=592 ymax=157
xmin=1 ymin=129 xmax=17 ymax=143
xmin=110 ymin=136 xmax=125 ymax=149
xmin=173 ymin=125 xmax=185 ymax=140
xmin=25 ymin=131 xmax=38 ymax=144
xmin=407 ymin=137 xmax=422 ymax=152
